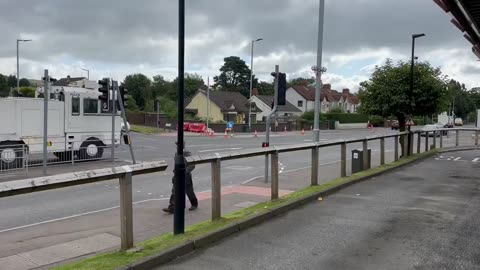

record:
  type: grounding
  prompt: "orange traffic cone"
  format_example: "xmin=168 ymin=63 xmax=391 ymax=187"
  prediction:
xmin=254 ymin=129 xmax=258 ymax=138
xmin=210 ymin=129 xmax=215 ymax=138
xmin=301 ymin=129 xmax=305 ymax=135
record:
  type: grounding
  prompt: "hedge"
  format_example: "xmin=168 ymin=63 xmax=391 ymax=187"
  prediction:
xmin=324 ymin=113 xmax=369 ymax=123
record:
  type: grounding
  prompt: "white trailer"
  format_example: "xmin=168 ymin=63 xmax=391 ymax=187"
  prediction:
xmin=0 ymin=86 xmax=124 ymax=168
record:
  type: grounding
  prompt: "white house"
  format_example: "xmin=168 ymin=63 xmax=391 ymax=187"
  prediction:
xmin=53 ymin=76 xmax=98 ymax=90
xmin=250 ymin=94 xmax=302 ymax=121
xmin=287 ymin=84 xmax=360 ymax=113
xmin=286 ymin=85 xmax=315 ymax=113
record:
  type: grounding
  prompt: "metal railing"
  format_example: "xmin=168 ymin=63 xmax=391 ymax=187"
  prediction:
xmin=0 ymin=127 xmax=478 ymax=252
xmin=0 ymin=161 xmax=168 ymax=251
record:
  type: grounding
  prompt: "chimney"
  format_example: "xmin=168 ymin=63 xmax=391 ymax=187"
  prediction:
xmin=342 ymin=88 xmax=350 ymax=95
xmin=322 ymin=83 xmax=331 ymax=90
xmin=252 ymin=88 xmax=259 ymax=96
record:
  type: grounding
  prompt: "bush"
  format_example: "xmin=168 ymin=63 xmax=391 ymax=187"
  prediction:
xmin=323 ymin=113 xmax=368 ymax=123
xmin=329 ymin=107 xmax=345 ymax=113
xmin=369 ymin=116 xmax=384 ymax=127
xmin=301 ymin=111 xmax=327 ymax=122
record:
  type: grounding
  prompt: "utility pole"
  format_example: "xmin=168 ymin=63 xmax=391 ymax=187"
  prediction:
xmin=207 ymin=77 xmax=210 ymax=130
xmin=313 ymin=0 xmax=325 ymax=143
xmin=174 ymin=0 xmax=187 ymax=235
xmin=42 ymin=70 xmax=49 ymax=175
xmin=16 ymin=39 xmax=32 ymax=95
xmin=249 ymin=38 xmax=263 ymax=131
xmin=110 ymin=79 xmax=116 ymax=161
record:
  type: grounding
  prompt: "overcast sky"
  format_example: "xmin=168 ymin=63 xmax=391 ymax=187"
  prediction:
xmin=0 ymin=0 xmax=479 ymax=91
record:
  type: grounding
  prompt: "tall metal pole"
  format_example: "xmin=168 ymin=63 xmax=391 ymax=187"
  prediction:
xmin=410 ymin=37 xmax=415 ymax=101
xmin=264 ymin=65 xmax=279 ymax=183
xmin=313 ymin=0 xmax=325 ymax=143
xmin=16 ymin=40 xmax=19 ymax=92
xmin=111 ymin=79 xmax=116 ymax=162
xmin=249 ymin=41 xmax=254 ymax=130
xmin=114 ymin=80 xmax=136 ymax=164
xmin=207 ymin=77 xmax=210 ymax=129
xmin=174 ymin=0 xmax=186 ymax=235
xmin=42 ymin=70 xmax=49 ymax=175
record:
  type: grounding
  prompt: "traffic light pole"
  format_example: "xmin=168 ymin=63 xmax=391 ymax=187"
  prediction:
xmin=110 ymin=79 xmax=116 ymax=162
xmin=264 ymin=65 xmax=279 ymax=183
xmin=114 ymin=80 xmax=136 ymax=164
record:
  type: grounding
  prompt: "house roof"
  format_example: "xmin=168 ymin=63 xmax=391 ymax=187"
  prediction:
xmin=254 ymin=95 xmax=302 ymax=112
xmin=289 ymin=84 xmax=360 ymax=105
xmin=291 ymin=85 xmax=315 ymax=101
xmin=195 ymin=90 xmax=261 ymax=113
xmin=53 ymin=76 xmax=86 ymax=86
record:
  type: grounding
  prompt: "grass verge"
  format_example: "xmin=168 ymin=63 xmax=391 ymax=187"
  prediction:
xmin=53 ymin=150 xmax=435 ymax=270
xmin=130 ymin=125 xmax=166 ymax=134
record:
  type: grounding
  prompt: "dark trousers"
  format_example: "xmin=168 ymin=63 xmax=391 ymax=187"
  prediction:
xmin=169 ymin=180 xmax=198 ymax=208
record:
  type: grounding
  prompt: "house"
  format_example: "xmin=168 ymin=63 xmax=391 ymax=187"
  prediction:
xmin=185 ymin=90 xmax=261 ymax=124
xmin=53 ymin=76 xmax=98 ymax=89
xmin=286 ymin=84 xmax=360 ymax=113
xmin=250 ymin=93 xmax=302 ymax=121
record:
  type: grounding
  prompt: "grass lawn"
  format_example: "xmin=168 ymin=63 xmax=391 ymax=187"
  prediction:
xmin=130 ymin=125 xmax=168 ymax=134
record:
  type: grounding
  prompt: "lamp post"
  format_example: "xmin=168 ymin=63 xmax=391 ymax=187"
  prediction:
xmin=16 ymin=39 xmax=32 ymax=91
xmin=408 ymin=33 xmax=425 ymax=155
xmin=249 ymin=38 xmax=263 ymax=130
xmin=313 ymin=0 xmax=325 ymax=143
xmin=81 ymin=68 xmax=90 ymax=80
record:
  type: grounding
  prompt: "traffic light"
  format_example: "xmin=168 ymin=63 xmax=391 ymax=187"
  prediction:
xmin=98 ymin=78 xmax=110 ymax=112
xmin=119 ymin=84 xmax=128 ymax=109
xmin=277 ymin=72 xmax=286 ymax=106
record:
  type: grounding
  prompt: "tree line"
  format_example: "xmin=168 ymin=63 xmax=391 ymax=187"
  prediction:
xmin=0 ymin=74 xmax=36 ymax=97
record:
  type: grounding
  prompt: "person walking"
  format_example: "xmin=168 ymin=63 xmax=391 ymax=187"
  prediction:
xmin=163 ymin=143 xmax=198 ymax=214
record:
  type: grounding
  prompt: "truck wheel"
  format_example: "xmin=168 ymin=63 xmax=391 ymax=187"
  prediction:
xmin=79 ymin=138 xmax=104 ymax=160
xmin=0 ymin=142 xmax=24 ymax=169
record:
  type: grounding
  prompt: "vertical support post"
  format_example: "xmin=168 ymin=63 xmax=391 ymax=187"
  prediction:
xmin=264 ymin=155 xmax=269 ymax=183
xmin=475 ymin=130 xmax=479 ymax=146
xmin=425 ymin=132 xmax=429 ymax=152
xmin=456 ymin=130 xmax=459 ymax=146
xmin=264 ymin=65 xmax=279 ymax=183
xmin=432 ymin=132 xmax=437 ymax=150
xmin=42 ymin=70 xmax=48 ymax=175
xmin=362 ymin=139 xmax=368 ymax=170
xmin=380 ymin=138 xmax=385 ymax=165
xmin=440 ymin=132 xmax=443 ymax=148
xmin=71 ymin=146 xmax=74 ymax=165
xmin=394 ymin=135 xmax=399 ymax=161
xmin=271 ymin=151 xmax=279 ymax=199
xmin=417 ymin=132 xmax=421 ymax=154
xmin=110 ymin=79 xmax=116 ymax=162
xmin=340 ymin=142 xmax=347 ymax=177
xmin=119 ymin=172 xmax=133 ymax=251
xmin=211 ymin=159 xmax=221 ymax=220
xmin=311 ymin=146 xmax=319 ymax=185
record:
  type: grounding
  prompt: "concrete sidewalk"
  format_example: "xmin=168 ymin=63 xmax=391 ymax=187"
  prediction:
xmin=160 ymin=150 xmax=480 ymax=270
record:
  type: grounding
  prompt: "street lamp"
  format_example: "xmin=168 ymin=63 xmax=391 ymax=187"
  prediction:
xmin=81 ymin=68 xmax=90 ymax=80
xmin=248 ymin=37 xmax=263 ymax=130
xmin=408 ymin=33 xmax=425 ymax=155
xmin=16 ymin=39 xmax=32 ymax=91
xmin=314 ymin=0 xmax=325 ymax=143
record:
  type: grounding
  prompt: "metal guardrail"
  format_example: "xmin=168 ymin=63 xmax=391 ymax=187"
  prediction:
xmin=0 ymin=160 xmax=168 ymax=251
xmin=0 ymin=127 xmax=478 ymax=252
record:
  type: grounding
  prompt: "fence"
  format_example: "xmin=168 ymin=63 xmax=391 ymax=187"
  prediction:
xmin=0 ymin=128 xmax=478 ymax=252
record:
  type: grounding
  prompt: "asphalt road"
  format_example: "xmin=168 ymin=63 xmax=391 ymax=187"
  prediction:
xmin=0 ymin=128 xmax=470 ymax=234
xmin=161 ymin=150 xmax=480 ymax=270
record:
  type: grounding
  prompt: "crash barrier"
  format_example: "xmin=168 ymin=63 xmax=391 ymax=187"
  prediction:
xmin=0 ymin=161 xmax=168 ymax=251
xmin=185 ymin=128 xmax=480 ymax=221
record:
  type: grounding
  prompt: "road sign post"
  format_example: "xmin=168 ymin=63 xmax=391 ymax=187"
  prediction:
xmin=42 ymin=70 xmax=49 ymax=175
xmin=264 ymin=65 xmax=279 ymax=183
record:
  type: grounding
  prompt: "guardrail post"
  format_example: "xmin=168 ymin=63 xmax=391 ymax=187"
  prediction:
xmin=341 ymin=142 xmax=347 ymax=177
xmin=417 ymin=132 xmax=421 ymax=154
xmin=380 ymin=138 xmax=385 ymax=165
xmin=394 ymin=135 xmax=399 ymax=161
xmin=362 ymin=139 xmax=368 ymax=170
xmin=211 ymin=159 xmax=221 ymax=220
xmin=456 ymin=130 xmax=459 ymax=146
xmin=119 ymin=172 xmax=133 ymax=251
xmin=476 ymin=130 xmax=479 ymax=146
xmin=71 ymin=146 xmax=75 ymax=165
xmin=440 ymin=132 xmax=443 ymax=148
xmin=271 ymin=151 xmax=279 ymax=200
xmin=311 ymin=146 xmax=319 ymax=186
xmin=432 ymin=132 xmax=437 ymax=150
xmin=425 ymin=132 xmax=429 ymax=152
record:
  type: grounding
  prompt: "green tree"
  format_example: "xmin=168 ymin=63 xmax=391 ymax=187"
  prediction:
xmin=213 ymin=56 xmax=255 ymax=97
xmin=125 ymin=95 xmax=139 ymax=112
xmin=0 ymin=74 xmax=8 ymax=97
xmin=257 ymin=81 xmax=274 ymax=95
xmin=152 ymin=75 xmax=174 ymax=98
xmin=122 ymin=73 xmax=152 ymax=110
xmin=13 ymin=86 xmax=35 ymax=97
xmin=158 ymin=96 xmax=178 ymax=119
xmin=358 ymin=59 xmax=447 ymax=156
xmin=7 ymin=75 xmax=16 ymax=88
xmin=19 ymin=78 xmax=31 ymax=87
xmin=444 ymin=79 xmax=474 ymax=119
xmin=288 ymin=77 xmax=315 ymax=87
xmin=171 ymin=73 xmax=205 ymax=99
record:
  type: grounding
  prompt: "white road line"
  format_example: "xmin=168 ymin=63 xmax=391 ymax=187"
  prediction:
xmin=473 ymin=158 xmax=480 ymax=162
xmin=198 ymin=147 xmax=242 ymax=153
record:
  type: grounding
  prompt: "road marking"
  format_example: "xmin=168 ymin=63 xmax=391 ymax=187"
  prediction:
xmin=453 ymin=157 xmax=462 ymax=161
xmin=133 ymin=136 xmax=158 ymax=142
xmin=198 ymin=147 xmax=242 ymax=153
xmin=226 ymin=165 xmax=253 ymax=171
xmin=473 ymin=158 xmax=480 ymax=162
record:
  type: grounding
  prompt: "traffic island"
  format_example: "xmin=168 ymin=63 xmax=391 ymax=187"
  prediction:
xmin=53 ymin=150 xmax=437 ymax=270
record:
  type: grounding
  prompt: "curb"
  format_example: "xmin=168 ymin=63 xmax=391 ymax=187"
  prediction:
xmin=121 ymin=150 xmax=437 ymax=270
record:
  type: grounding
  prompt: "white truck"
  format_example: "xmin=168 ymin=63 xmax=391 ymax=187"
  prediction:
xmin=0 ymin=86 xmax=124 ymax=168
